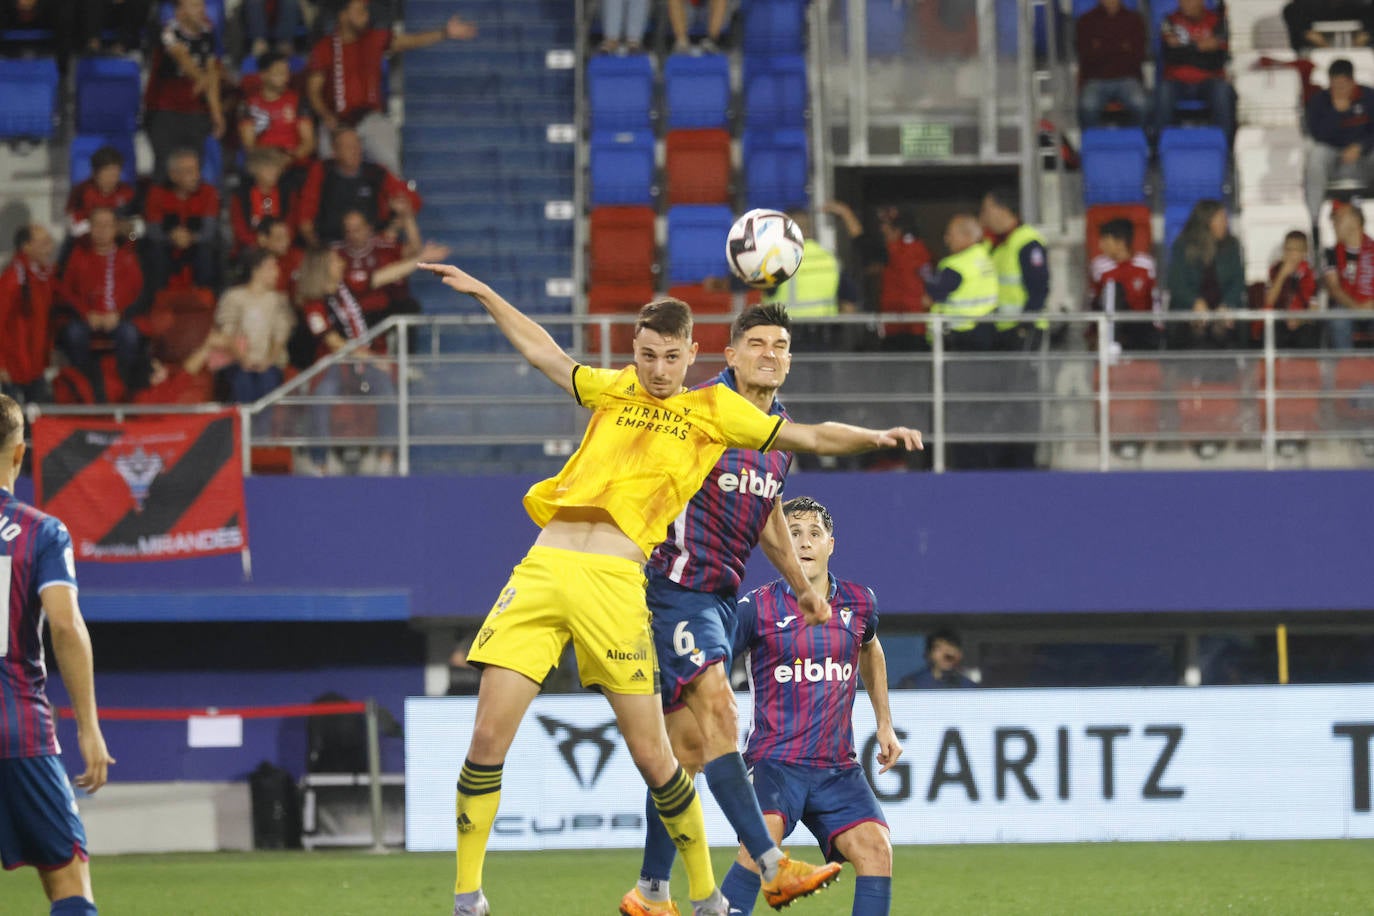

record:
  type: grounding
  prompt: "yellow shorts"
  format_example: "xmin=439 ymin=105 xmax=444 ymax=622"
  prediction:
xmin=467 ymin=545 xmax=659 ymax=695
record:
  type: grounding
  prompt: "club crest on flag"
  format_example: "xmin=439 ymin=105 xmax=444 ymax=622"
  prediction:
xmin=111 ymin=445 xmax=165 ymax=512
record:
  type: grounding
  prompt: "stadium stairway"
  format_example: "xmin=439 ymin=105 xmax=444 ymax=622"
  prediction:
xmin=402 ymin=0 xmax=576 ymax=333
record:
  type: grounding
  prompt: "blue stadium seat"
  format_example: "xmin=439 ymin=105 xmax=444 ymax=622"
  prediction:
xmin=1079 ymin=128 xmax=1149 ymax=204
xmin=741 ymin=128 xmax=809 ymax=210
xmin=69 ymin=133 xmax=138 ymax=186
xmin=742 ymin=55 xmax=807 ymax=130
xmin=666 ymin=205 xmax=736 ymax=285
xmin=664 ymin=54 xmax=730 ymax=130
xmin=76 ymin=57 xmax=142 ymax=135
xmin=742 ymin=0 xmax=806 ymax=55
xmin=588 ymin=55 xmax=654 ymax=132
xmin=996 ymin=0 xmax=1051 ymax=57
xmin=202 ymin=135 xmax=223 ymax=187
xmin=1163 ymin=201 xmax=1196 ymax=261
xmin=862 ymin=0 xmax=909 ymax=58
xmin=0 ymin=57 xmax=58 ymax=140
xmin=1160 ymin=127 xmax=1228 ymax=205
xmin=590 ymin=130 xmax=655 ymax=206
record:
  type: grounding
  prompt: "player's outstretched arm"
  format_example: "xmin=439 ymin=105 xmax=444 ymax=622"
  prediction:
xmin=859 ymin=637 xmax=902 ymax=774
xmin=773 ymin=421 xmax=923 ymax=456
xmin=759 ymin=500 xmax=830 ymax=625
xmin=43 ymin=586 xmax=114 ymax=792
xmin=419 ymin=263 xmax=577 ymax=395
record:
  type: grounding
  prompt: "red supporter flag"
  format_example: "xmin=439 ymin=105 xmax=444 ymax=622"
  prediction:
xmin=32 ymin=411 xmax=249 ymax=563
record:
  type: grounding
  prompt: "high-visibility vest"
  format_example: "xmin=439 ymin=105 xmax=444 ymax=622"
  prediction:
xmin=928 ymin=244 xmax=998 ymax=339
xmin=763 ymin=239 xmax=841 ymax=318
xmin=990 ymin=223 xmax=1049 ymax=331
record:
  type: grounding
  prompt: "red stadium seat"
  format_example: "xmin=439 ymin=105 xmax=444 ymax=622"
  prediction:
xmin=1085 ymin=204 xmax=1153 ymax=261
xmin=665 ymin=129 xmax=731 ymax=206
xmin=1176 ymin=378 xmax=1248 ymax=437
xmin=1333 ymin=356 xmax=1374 ymax=428
xmin=589 ymin=207 xmax=657 ymax=287
xmin=588 ymin=283 xmax=655 ymax=356
xmin=669 ymin=283 xmax=735 ymax=352
xmin=1094 ymin=357 xmax=1164 ymax=436
xmin=1259 ymin=357 xmax=1324 ymax=434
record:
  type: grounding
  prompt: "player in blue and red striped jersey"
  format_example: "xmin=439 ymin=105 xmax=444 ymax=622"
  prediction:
xmin=721 ymin=496 xmax=902 ymax=916
xmin=623 ymin=305 xmax=904 ymax=916
xmin=0 ymin=394 xmax=113 ymax=916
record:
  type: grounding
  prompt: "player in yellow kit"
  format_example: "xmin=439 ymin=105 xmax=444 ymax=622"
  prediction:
xmin=418 ymin=262 xmax=921 ymax=916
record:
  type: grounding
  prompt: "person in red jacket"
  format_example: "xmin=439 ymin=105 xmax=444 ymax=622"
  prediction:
xmin=64 ymin=144 xmax=136 ymax=245
xmin=0 ymin=224 xmax=61 ymax=405
xmin=230 ymin=146 xmax=295 ymax=257
xmin=306 ymin=0 xmax=475 ymax=174
xmin=238 ymin=51 xmax=315 ymax=169
xmin=1089 ymin=217 xmax=1159 ymax=351
xmin=1157 ymin=0 xmax=1236 ymax=137
xmin=296 ymin=126 xmax=420 ymax=246
xmin=58 ymin=207 xmax=145 ymax=403
xmin=1322 ymin=202 xmax=1374 ymax=348
xmin=1262 ymin=230 xmax=1320 ymax=349
xmin=144 ymin=146 xmax=221 ymax=289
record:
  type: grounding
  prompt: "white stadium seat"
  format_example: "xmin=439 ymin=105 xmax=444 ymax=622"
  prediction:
xmin=1235 ymin=126 xmax=1306 ymax=206
xmin=1234 ymin=54 xmax=1304 ymax=127
xmin=1227 ymin=0 xmax=1292 ymax=54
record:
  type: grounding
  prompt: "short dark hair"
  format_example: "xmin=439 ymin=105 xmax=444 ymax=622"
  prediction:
xmin=258 ymin=51 xmax=287 ymax=72
xmin=90 ymin=144 xmax=124 ymax=173
xmin=925 ymin=627 xmax=962 ymax=658
xmin=983 ymin=188 xmax=1020 ymax=217
xmin=878 ymin=203 xmax=919 ymax=235
xmin=782 ymin=496 xmax=834 ymax=534
xmin=1099 ymin=218 xmax=1134 ymax=248
xmin=13 ymin=225 xmax=31 ymax=251
xmin=1284 ymin=229 xmax=1310 ymax=247
xmin=241 ymin=246 xmax=276 ymax=278
xmin=635 ymin=297 xmax=693 ymax=341
xmin=1330 ymin=58 xmax=1355 ymax=80
xmin=0 ymin=394 xmax=23 ymax=449
xmin=730 ymin=304 xmax=791 ymax=344
xmin=169 ymin=146 xmax=201 ymax=166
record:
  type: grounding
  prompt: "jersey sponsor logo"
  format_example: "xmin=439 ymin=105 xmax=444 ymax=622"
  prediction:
xmin=775 ymin=615 xmax=797 ymax=629
xmin=630 ymin=668 xmax=647 ymax=682
xmin=717 ymin=467 xmax=783 ymax=499
xmin=111 ymin=445 xmax=165 ymax=512
xmin=606 ymin=647 xmax=650 ymax=662
xmin=774 ymin=656 xmax=854 ymax=684
xmin=536 ymin=715 xmax=619 ymax=789
xmin=613 ymin=404 xmax=692 ymax=440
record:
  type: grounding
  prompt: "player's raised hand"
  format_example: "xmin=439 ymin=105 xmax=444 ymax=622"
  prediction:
xmin=75 ymin=727 xmax=115 ymax=793
xmin=418 ymin=262 xmax=488 ymax=297
xmin=874 ymin=723 xmax=903 ymax=774
xmin=874 ymin=427 xmax=924 ymax=452
xmin=445 ymin=14 xmax=478 ymax=40
xmin=799 ymin=586 xmax=831 ymax=627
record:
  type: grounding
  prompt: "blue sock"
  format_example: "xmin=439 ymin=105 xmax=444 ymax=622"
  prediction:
xmin=853 ymin=876 xmax=891 ymax=916
xmin=720 ymin=862 xmax=762 ymax=915
xmin=639 ymin=786 xmax=676 ymax=885
xmin=704 ymin=753 xmax=776 ymax=862
xmin=51 ymin=897 xmax=97 ymax=916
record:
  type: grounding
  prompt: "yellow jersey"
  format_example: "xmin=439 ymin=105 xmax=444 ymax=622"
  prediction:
xmin=523 ymin=365 xmax=786 ymax=558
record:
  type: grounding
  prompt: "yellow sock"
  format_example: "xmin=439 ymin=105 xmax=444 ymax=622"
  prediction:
xmin=455 ymin=760 xmax=503 ymax=894
xmin=650 ymin=766 xmax=715 ymax=901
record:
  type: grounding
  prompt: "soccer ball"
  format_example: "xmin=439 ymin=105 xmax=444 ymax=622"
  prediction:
xmin=725 ymin=209 xmax=805 ymax=289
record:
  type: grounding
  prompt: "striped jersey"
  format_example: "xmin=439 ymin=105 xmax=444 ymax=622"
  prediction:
xmin=647 ymin=369 xmax=792 ymax=595
xmin=0 ymin=487 xmax=78 ymax=758
xmin=735 ymin=574 xmax=878 ymax=769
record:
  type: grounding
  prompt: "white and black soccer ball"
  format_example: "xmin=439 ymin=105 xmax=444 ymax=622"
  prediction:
xmin=725 ymin=209 xmax=805 ymax=289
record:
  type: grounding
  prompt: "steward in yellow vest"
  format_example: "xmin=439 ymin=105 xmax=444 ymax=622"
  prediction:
xmin=763 ymin=210 xmax=857 ymax=349
xmin=925 ymin=214 xmax=998 ymax=350
xmin=980 ymin=191 xmax=1050 ymax=346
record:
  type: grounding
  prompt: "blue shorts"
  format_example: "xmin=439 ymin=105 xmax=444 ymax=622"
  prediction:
xmin=749 ymin=759 xmax=887 ymax=863
xmin=0 ymin=755 xmax=88 ymax=871
xmin=646 ymin=570 xmax=736 ymax=712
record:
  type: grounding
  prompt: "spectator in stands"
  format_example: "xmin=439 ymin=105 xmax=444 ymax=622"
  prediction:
xmin=306 ymin=0 xmax=476 ymax=174
xmin=297 ymin=126 xmax=420 ymax=246
xmin=333 ymin=204 xmax=447 ymax=327
xmin=64 ymin=143 xmax=136 ymax=246
xmin=825 ymin=200 xmax=934 ymax=351
xmin=1157 ymin=0 xmax=1236 ymax=139
xmin=145 ymin=146 xmax=221 ymax=289
xmin=1076 ymin=0 xmax=1149 ymax=128
xmin=59 ymin=207 xmax=145 ymax=403
xmin=668 ymin=0 xmax=727 ymax=54
xmin=134 ymin=333 xmax=220 ymax=405
xmin=230 ymin=146 xmax=295 ymax=257
xmin=599 ymin=0 xmax=648 ymax=54
xmin=144 ymin=0 xmax=225 ymax=182
xmin=255 ymin=216 xmax=304 ymax=299
xmin=1304 ymin=59 xmax=1374 ymax=219
xmin=1322 ymin=202 xmax=1374 ymax=347
xmin=1089 ymin=217 xmax=1159 ymax=351
xmin=897 ymin=628 xmax=977 ymax=689
xmin=761 ymin=209 xmax=858 ymax=351
xmin=1167 ymin=200 xmax=1246 ymax=349
xmin=243 ymin=0 xmax=301 ymax=57
xmin=239 ymin=52 xmax=315 ymax=170
xmin=214 ymin=248 xmax=294 ymax=404
xmin=0 ymin=224 xmax=60 ymax=405
xmin=296 ymin=247 xmax=398 ymax=474
xmin=1283 ymin=0 xmax=1374 ymax=51
xmin=1263 ymin=230 xmax=1321 ymax=349
xmin=80 ymin=0 xmax=151 ymax=54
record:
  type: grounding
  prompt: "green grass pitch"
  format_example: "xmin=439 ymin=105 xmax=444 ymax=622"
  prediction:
xmin=16 ymin=840 xmax=1374 ymax=915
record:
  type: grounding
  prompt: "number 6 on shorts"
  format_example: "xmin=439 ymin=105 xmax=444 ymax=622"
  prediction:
xmin=673 ymin=620 xmax=697 ymax=657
